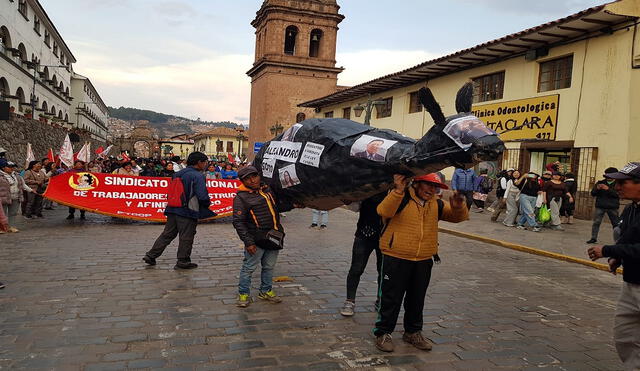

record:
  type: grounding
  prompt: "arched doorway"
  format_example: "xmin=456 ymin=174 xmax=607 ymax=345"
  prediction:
xmin=0 ymin=77 xmax=9 ymax=99
xmin=0 ymin=26 xmax=12 ymax=55
xmin=133 ymin=141 xmax=150 ymax=158
xmin=15 ymin=87 xmax=25 ymax=112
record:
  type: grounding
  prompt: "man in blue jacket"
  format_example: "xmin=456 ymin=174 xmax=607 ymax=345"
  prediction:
xmin=588 ymin=162 xmax=640 ymax=369
xmin=451 ymin=168 xmax=477 ymax=209
xmin=144 ymin=152 xmax=215 ymax=269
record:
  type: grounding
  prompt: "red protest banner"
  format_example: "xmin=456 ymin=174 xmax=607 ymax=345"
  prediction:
xmin=44 ymin=172 xmax=241 ymax=222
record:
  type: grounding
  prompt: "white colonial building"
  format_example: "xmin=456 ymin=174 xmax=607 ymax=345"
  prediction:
xmin=71 ymin=73 xmax=108 ymax=141
xmin=0 ymin=0 xmax=108 ymax=140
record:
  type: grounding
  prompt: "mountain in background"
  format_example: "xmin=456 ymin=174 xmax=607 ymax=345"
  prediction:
xmin=107 ymin=106 xmax=243 ymax=138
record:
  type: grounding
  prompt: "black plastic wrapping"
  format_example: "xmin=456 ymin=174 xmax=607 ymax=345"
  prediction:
xmin=253 ymin=83 xmax=505 ymax=210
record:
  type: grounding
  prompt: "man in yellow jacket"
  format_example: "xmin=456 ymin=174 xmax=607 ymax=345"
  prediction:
xmin=374 ymin=173 xmax=468 ymax=352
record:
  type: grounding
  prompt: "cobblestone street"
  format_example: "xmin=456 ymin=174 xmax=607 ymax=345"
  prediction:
xmin=0 ymin=207 xmax=625 ymax=370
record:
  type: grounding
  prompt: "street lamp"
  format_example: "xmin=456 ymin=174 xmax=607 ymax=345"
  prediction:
xmin=24 ymin=61 xmax=68 ymax=118
xmin=236 ymin=132 xmax=246 ymax=158
xmin=215 ymin=139 xmax=223 ymax=159
xmin=353 ymin=94 xmax=387 ymax=126
xmin=269 ymin=123 xmax=284 ymax=137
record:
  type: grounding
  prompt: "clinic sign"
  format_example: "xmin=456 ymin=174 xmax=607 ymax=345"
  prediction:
xmin=472 ymin=94 xmax=559 ymax=142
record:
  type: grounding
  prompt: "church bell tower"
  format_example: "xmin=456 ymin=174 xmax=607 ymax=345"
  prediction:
xmin=247 ymin=0 xmax=344 ymax=155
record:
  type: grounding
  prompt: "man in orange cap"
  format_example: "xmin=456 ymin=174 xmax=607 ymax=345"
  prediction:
xmin=373 ymin=173 xmax=468 ymax=353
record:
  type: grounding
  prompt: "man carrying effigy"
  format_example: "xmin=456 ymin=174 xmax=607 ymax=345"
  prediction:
xmin=372 ymin=173 xmax=468 ymax=352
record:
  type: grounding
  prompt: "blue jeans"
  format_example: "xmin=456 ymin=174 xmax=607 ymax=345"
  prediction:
xmin=518 ymin=194 xmax=539 ymax=228
xmin=312 ymin=209 xmax=328 ymax=226
xmin=238 ymin=247 xmax=279 ymax=295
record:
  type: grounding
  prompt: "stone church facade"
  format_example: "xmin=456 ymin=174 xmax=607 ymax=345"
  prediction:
xmin=246 ymin=0 xmax=344 ymax=156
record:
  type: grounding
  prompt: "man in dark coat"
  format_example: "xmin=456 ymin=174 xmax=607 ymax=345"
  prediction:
xmin=588 ymin=162 xmax=640 ymax=370
xmin=144 ymin=152 xmax=214 ymax=269
xmin=587 ymin=167 xmax=620 ymax=244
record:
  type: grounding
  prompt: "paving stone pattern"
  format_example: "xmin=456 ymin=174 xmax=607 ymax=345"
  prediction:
xmin=0 ymin=206 xmax=625 ymax=370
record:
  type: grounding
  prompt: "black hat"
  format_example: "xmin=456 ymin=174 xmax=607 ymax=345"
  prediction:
xmin=604 ymin=162 xmax=640 ymax=180
xmin=238 ymin=166 xmax=259 ymax=180
xmin=604 ymin=167 xmax=618 ymax=175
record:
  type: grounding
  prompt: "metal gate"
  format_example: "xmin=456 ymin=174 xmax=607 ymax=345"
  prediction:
xmin=571 ymin=147 xmax=598 ymax=219
xmin=501 ymin=148 xmax=522 ymax=172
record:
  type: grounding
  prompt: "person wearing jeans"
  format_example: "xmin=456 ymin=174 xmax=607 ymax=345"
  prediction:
xmin=340 ymin=192 xmax=386 ymax=317
xmin=232 ymin=166 xmax=294 ymax=308
xmin=238 ymin=248 xmax=279 ymax=298
xmin=310 ymin=209 xmax=328 ymax=229
xmin=516 ymin=172 xmax=541 ymax=232
xmin=587 ymin=167 xmax=620 ymax=244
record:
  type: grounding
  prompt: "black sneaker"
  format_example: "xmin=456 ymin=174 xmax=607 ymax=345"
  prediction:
xmin=319 ymin=225 xmax=327 ymax=230
xmin=0 ymin=282 xmax=5 ymax=289
xmin=66 ymin=214 xmax=74 ymax=220
xmin=143 ymin=255 xmax=156 ymax=266
xmin=586 ymin=238 xmax=597 ymax=244
xmin=309 ymin=223 xmax=318 ymax=229
xmin=174 ymin=262 xmax=198 ymax=270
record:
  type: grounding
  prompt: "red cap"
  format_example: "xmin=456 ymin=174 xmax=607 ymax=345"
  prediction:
xmin=413 ymin=173 xmax=448 ymax=189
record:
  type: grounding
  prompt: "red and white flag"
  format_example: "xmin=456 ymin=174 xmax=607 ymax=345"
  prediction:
xmin=98 ymin=145 xmax=113 ymax=159
xmin=121 ymin=152 xmax=131 ymax=162
xmin=227 ymin=153 xmax=234 ymax=163
xmin=47 ymin=148 xmax=55 ymax=163
xmin=59 ymin=134 xmax=74 ymax=167
xmin=77 ymin=142 xmax=91 ymax=163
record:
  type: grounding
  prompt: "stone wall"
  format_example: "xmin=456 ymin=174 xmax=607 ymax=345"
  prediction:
xmin=0 ymin=113 xmax=106 ymax=168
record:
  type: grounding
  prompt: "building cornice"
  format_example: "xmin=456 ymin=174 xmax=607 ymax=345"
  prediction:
xmin=27 ymin=0 xmax=77 ymax=63
xmin=247 ymin=59 xmax=344 ymax=77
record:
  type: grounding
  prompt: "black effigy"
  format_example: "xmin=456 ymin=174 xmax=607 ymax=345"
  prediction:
xmin=253 ymin=83 xmax=506 ymax=210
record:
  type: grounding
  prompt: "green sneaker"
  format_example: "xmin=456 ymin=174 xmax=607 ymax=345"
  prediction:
xmin=237 ymin=294 xmax=251 ymax=308
xmin=258 ymin=290 xmax=282 ymax=303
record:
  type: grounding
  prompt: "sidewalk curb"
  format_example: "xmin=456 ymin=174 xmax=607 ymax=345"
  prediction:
xmin=439 ymin=227 xmax=622 ymax=274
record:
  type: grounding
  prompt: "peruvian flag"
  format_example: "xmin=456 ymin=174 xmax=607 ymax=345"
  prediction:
xmin=121 ymin=152 xmax=131 ymax=162
xmin=47 ymin=148 xmax=55 ymax=163
xmin=59 ymin=134 xmax=74 ymax=167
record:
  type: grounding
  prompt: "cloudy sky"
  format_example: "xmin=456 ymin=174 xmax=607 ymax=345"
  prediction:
xmin=42 ymin=0 xmax=604 ymax=124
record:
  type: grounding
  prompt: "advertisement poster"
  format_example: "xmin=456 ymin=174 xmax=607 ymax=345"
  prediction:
xmin=44 ymin=172 xmax=241 ymax=222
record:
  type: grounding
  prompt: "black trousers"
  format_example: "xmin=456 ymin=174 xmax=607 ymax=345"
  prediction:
xmin=346 ymin=236 xmax=382 ymax=301
xmin=68 ymin=207 xmax=85 ymax=217
xmin=374 ymin=254 xmax=433 ymax=336
xmin=24 ymin=192 xmax=43 ymax=217
xmin=459 ymin=190 xmax=474 ymax=209
xmin=147 ymin=214 xmax=198 ymax=262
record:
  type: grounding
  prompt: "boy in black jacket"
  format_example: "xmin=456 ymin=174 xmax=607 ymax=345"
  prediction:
xmin=588 ymin=162 xmax=640 ymax=370
xmin=233 ymin=166 xmax=294 ymax=308
xmin=587 ymin=167 xmax=620 ymax=244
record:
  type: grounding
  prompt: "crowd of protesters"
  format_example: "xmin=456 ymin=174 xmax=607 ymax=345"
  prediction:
xmin=0 ymin=149 xmax=247 ymax=230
